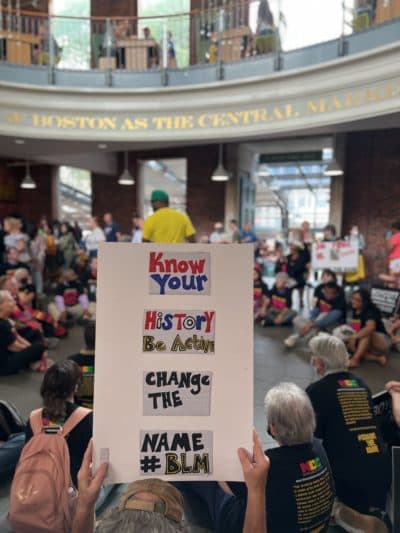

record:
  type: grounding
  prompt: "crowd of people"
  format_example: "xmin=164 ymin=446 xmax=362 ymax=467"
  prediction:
xmin=0 ymin=192 xmax=399 ymax=532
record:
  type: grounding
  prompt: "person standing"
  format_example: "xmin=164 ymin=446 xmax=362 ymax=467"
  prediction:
xmin=142 ymin=190 xmax=196 ymax=244
xmin=131 ymin=215 xmax=143 ymax=244
xmin=241 ymin=222 xmax=257 ymax=243
xmin=210 ymin=222 xmax=228 ymax=243
xmin=85 ymin=217 xmax=105 ymax=258
xmin=228 ymin=219 xmax=241 ymax=243
xmin=103 ymin=213 xmax=121 ymax=243
xmin=58 ymin=222 xmax=77 ymax=268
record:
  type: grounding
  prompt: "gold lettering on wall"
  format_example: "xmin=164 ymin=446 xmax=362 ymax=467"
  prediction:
xmin=8 ymin=79 xmax=399 ymax=135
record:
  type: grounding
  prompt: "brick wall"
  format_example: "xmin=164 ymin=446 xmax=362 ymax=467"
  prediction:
xmin=186 ymin=144 xmax=226 ymax=237
xmin=0 ymin=161 xmax=54 ymax=225
xmin=342 ymin=130 xmax=400 ymax=280
xmin=91 ymin=153 xmax=137 ymax=235
xmin=91 ymin=0 xmax=137 ymax=17
xmin=91 ymin=144 xmax=227 ymax=238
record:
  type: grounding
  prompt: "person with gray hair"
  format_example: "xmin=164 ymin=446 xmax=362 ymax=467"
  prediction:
xmin=306 ymin=334 xmax=391 ymax=533
xmin=260 ymin=272 xmax=297 ymax=326
xmin=259 ymin=382 xmax=334 ymax=532
xmin=178 ymin=382 xmax=334 ymax=533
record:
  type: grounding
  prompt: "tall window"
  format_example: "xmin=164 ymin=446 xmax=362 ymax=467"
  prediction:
xmin=138 ymin=0 xmax=190 ymax=67
xmin=58 ymin=167 xmax=91 ymax=227
xmin=51 ymin=0 xmax=90 ymax=69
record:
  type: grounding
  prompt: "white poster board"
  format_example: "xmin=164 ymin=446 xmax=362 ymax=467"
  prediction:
xmin=93 ymin=244 xmax=253 ymax=483
xmin=311 ymin=241 xmax=359 ymax=272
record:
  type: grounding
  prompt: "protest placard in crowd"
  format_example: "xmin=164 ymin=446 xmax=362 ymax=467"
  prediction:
xmin=311 ymin=241 xmax=358 ymax=272
xmin=93 ymin=244 xmax=253 ymax=483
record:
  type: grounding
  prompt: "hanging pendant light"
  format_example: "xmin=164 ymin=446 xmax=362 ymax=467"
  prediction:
xmin=324 ymin=159 xmax=344 ymax=176
xmin=20 ymin=161 xmax=36 ymax=189
xmin=324 ymin=135 xmax=344 ymax=176
xmin=211 ymin=144 xmax=230 ymax=182
xmin=118 ymin=152 xmax=135 ymax=185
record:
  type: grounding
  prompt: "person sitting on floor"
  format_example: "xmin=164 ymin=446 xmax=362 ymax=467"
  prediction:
xmin=171 ymin=382 xmax=334 ymax=533
xmin=307 ymin=334 xmax=391 ymax=532
xmin=341 ymin=289 xmax=390 ymax=368
xmin=284 ymin=281 xmax=346 ymax=348
xmin=384 ymin=315 xmax=400 ymax=353
xmin=0 ymin=290 xmax=48 ymax=375
xmin=261 ymin=272 xmax=297 ymax=326
xmin=253 ymin=264 xmax=269 ymax=321
xmin=0 ymin=274 xmax=18 ymax=299
xmin=69 ymin=321 xmax=96 ymax=409
xmin=24 ymin=360 xmax=92 ymax=487
xmin=17 ymin=284 xmax=67 ymax=339
xmin=81 ymin=257 xmax=97 ymax=317
xmin=312 ymin=268 xmax=338 ymax=307
xmin=0 ymin=248 xmax=27 ymax=276
xmin=48 ymin=268 xmax=93 ymax=325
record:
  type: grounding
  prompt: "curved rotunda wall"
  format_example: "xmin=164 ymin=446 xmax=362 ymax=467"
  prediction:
xmin=0 ymin=42 xmax=399 ymax=143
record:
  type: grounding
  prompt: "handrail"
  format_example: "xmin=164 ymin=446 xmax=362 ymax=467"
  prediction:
xmin=0 ymin=0 xmax=399 ymax=88
xmin=0 ymin=0 xmax=254 ymax=21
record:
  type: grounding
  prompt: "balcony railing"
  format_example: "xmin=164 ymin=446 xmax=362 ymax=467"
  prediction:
xmin=0 ymin=0 xmax=399 ymax=87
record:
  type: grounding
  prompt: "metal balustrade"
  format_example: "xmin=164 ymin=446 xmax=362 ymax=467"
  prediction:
xmin=0 ymin=0 xmax=399 ymax=88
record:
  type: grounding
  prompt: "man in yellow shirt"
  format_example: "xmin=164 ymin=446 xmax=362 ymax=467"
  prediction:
xmin=142 ymin=190 xmax=196 ymax=243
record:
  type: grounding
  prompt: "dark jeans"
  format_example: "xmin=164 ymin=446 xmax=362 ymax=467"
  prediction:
xmin=0 ymin=432 xmax=25 ymax=476
xmin=0 ymin=342 xmax=45 ymax=375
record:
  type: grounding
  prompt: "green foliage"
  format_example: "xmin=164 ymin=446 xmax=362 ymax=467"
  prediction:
xmin=138 ymin=0 xmax=190 ymax=67
xmin=51 ymin=0 xmax=90 ymax=69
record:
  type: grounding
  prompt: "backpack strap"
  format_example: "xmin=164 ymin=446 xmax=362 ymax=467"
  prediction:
xmin=61 ymin=407 xmax=91 ymax=438
xmin=30 ymin=408 xmax=44 ymax=436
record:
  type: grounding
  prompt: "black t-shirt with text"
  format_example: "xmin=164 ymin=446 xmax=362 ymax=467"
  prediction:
xmin=306 ymin=372 xmax=391 ymax=487
xmin=350 ymin=307 xmax=386 ymax=334
xmin=268 ymin=285 xmax=292 ymax=310
xmin=316 ymin=289 xmax=346 ymax=315
xmin=221 ymin=440 xmax=334 ymax=533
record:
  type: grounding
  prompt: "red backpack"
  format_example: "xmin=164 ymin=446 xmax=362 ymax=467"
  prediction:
xmin=9 ymin=406 xmax=91 ymax=533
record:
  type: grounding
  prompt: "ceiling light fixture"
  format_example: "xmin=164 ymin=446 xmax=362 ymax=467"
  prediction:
xmin=324 ymin=135 xmax=344 ymax=176
xmin=15 ymin=139 xmax=25 ymax=145
xmin=98 ymin=143 xmax=107 ymax=149
xmin=324 ymin=159 xmax=344 ymax=176
xmin=211 ymin=144 xmax=230 ymax=182
xmin=20 ymin=161 xmax=37 ymax=189
xmin=258 ymin=164 xmax=271 ymax=177
xmin=118 ymin=152 xmax=135 ymax=185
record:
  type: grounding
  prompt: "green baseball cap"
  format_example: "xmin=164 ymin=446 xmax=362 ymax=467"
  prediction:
xmin=151 ymin=190 xmax=169 ymax=202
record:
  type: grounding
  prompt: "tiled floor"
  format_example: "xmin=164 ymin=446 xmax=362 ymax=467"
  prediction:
xmin=1 ymin=323 xmax=398 ymax=530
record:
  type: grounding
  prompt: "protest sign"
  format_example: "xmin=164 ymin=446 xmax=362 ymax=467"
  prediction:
xmin=143 ymin=309 xmax=215 ymax=354
xmin=143 ymin=371 xmax=212 ymax=416
xmin=311 ymin=241 xmax=358 ymax=272
xmin=371 ymin=287 xmax=400 ymax=317
xmin=94 ymin=243 xmax=253 ymax=483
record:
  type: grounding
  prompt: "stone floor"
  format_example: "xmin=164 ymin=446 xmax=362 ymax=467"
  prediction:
xmin=1 ymin=323 xmax=398 ymax=530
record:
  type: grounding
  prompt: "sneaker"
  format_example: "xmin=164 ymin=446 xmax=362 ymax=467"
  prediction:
xmin=333 ymin=502 xmax=388 ymax=533
xmin=284 ymin=334 xmax=299 ymax=348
